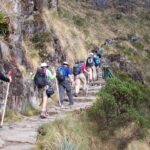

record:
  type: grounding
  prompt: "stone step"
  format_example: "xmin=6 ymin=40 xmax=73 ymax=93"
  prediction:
xmin=1 ymin=143 xmax=33 ymax=150
xmin=48 ymin=101 xmax=93 ymax=114
xmin=88 ymin=86 xmax=102 ymax=91
xmin=48 ymin=100 xmax=95 ymax=114
xmin=73 ymin=96 xmax=96 ymax=102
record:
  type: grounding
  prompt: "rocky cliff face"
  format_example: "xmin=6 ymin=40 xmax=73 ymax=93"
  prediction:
xmin=0 ymin=0 xmax=60 ymax=111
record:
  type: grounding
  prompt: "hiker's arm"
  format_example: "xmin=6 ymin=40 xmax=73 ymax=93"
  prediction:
xmin=31 ymin=72 xmax=36 ymax=80
xmin=0 ymin=72 xmax=10 ymax=82
xmin=47 ymin=70 xmax=56 ymax=80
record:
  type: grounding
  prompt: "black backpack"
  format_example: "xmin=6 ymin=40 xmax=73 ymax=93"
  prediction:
xmin=34 ymin=67 xmax=47 ymax=89
xmin=73 ymin=63 xmax=81 ymax=76
xmin=87 ymin=57 xmax=94 ymax=67
xmin=46 ymin=86 xmax=54 ymax=97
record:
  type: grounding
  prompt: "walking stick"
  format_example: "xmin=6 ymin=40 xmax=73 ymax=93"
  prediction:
xmin=55 ymin=78 xmax=62 ymax=107
xmin=0 ymin=70 xmax=12 ymax=128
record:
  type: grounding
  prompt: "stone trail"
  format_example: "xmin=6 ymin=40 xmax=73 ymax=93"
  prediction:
xmin=0 ymin=79 xmax=104 ymax=150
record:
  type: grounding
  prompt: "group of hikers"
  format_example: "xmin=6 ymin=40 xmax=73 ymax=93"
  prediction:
xmin=0 ymin=46 xmax=103 ymax=119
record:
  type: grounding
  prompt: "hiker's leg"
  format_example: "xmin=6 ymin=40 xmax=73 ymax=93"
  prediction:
xmin=96 ymin=66 xmax=99 ymax=80
xmin=64 ymin=80 xmax=73 ymax=105
xmin=41 ymin=88 xmax=48 ymax=112
xmin=92 ymin=66 xmax=97 ymax=81
xmin=87 ymin=67 xmax=92 ymax=82
xmin=59 ymin=83 xmax=65 ymax=104
xmin=79 ymin=73 xmax=87 ymax=92
xmin=75 ymin=75 xmax=80 ymax=95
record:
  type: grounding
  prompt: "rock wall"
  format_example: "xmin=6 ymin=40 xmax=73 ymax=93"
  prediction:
xmin=0 ymin=0 xmax=64 ymax=111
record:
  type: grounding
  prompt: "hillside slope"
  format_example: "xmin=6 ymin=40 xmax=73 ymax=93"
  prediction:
xmin=0 ymin=0 xmax=149 ymax=115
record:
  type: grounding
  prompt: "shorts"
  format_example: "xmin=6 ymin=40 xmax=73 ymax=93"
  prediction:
xmin=38 ymin=86 xmax=48 ymax=99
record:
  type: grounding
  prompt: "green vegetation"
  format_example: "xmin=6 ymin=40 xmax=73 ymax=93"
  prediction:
xmin=131 ymin=42 xmax=144 ymax=50
xmin=88 ymin=78 xmax=150 ymax=138
xmin=73 ymin=15 xmax=87 ymax=28
xmin=5 ymin=109 xmax=22 ymax=122
xmin=0 ymin=12 xmax=9 ymax=36
xmin=31 ymin=32 xmax=52 ymax=49
xmin=57 ymin=7 xmax=72 ymax=20
xmin=22 ymin=104 xmax=39 ymax=116
xmin=57 ymin=7 xmax=87 ymax=28
xmin=35 ymin=113 xmax=103 ymax=150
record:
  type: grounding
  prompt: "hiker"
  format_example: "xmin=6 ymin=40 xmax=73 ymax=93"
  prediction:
xmin=56 ymin=62 xmax=73 ymax=106
xmin=86 ymin=53 xmax=97 ymax=82
xmin=33 ymin=62 xmax=56 ymax=118
xmin=93 ymin=51 xmax=101 ymax=79
xmin=0 ymin=70 xmax=12 ymax=82
xmin=93 ymin=46 xmax=103 ymax=58
xmin=73 ymin=60 xmax=88 ymax=97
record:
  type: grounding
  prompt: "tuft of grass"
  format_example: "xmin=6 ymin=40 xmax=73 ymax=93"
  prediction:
xmin=35 ymin=112 xmax=103 ymax=150
xmin=31 ymin=31 xmax=52 ymax=49
xmin=22 ymin=104 xmax=39 ymax=116
xmin=0 ymin=12 xmax=9 ymax=36
xmin=73 ymin=15 xmax=87 ymax=28
xmin=57 ymin=7 xmax=73 ymax=20
xmin=4 ymin=109 xmax=22 ymax=123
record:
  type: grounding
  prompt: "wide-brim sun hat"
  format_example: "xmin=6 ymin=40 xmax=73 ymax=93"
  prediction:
xmin=88 ymin=52 xmax=94 ymax=57
xmin=40 ymin=62 xmax=48 ymax=67
xmin=63 ymin=61 xmax=69 ymax=65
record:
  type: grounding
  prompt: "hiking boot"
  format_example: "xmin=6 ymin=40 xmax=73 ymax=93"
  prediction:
xmin=74 ymin=94 xmax=78 ymax=97
xmin=68 ymin=103 xmax=74 ymax=109
xmin=40 ymin=111 xmax=47 ymax=119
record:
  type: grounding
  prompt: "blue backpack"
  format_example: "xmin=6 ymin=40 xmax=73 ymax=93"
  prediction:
xmin=94 ymin=56 xmax=100 ymax=66
xmin=56 ymin=66 xmax=66 ymax=81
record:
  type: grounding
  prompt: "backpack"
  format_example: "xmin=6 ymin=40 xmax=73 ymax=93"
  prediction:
xmin=56 ymin=66 xmax=66 ymax=81
xmin=46 ymin=86 xmax=54 ymax=97
xmin=34 ymin=67 xmax=47 ymax=89
xmin=87 ymin=57 xmax=94 ymax=67
xmin=94 ymin=56 xmax=100 ymax=66
xmin=73 ymin=63 xmax=81 ymax=76
xmin=97 ymin=48 xmax=102 ymax=56
xmin=80 ymin=62 xmax=86 ymax=72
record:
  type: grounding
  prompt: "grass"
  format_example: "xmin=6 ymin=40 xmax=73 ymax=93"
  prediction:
xmin=4 ymin=109 xmax=23 ymax=123
xmin=22 ymin=104 xmax=39 ymax=116
xmin=35 ymin=112 xmax=104 ymax=150
xmin=35 ymin=110 xmax=150 ymax=150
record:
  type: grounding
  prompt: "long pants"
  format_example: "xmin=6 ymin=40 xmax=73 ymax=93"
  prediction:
xmin=58 ymin=79 xmax=73 ymax=105
xmin=75 ymin=73 xmax=87 ymax=95
xmin=87 ymin=66 xmax=97 ymax=81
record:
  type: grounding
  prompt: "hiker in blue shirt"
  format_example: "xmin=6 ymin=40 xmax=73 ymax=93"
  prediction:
xmin=56 ymin=62 xmax=73 ymax=106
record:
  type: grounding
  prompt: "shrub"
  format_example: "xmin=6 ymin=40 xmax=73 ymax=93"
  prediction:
xmin=57 ymin=7 xmax=72 ymax=20
xmin=22 ymin=104 xmax=39 ymax=116
xmin=73 ymin=16 xmax=86 ymax=27
xmin=88 ymin=78 xmax=150 ymax=131
xmin=0 ymin=12 xmax=9 ymax=36
xmin=31 ymin=32 xmax=52 ymax=49
xmin=131 ymin=42 xmax=144 ymax=50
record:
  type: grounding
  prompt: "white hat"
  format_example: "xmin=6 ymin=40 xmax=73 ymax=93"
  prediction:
xmin=89 ymin=53 xmax=94 ymax=57
xmin=40 ymin=62 xmax=48 ymax=67
xmin=63 ymin=61 xmax=69 ymax=65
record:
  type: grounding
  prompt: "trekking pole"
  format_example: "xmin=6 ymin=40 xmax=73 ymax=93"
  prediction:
xmin=55 ymin=78 xmax=62 ymax=107
xmin=0 ymin=69 xmax=12 ymax=128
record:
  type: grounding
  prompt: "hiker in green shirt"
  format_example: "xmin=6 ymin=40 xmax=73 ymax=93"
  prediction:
xmin=33 ymin=63 xmax=56 ymax=119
